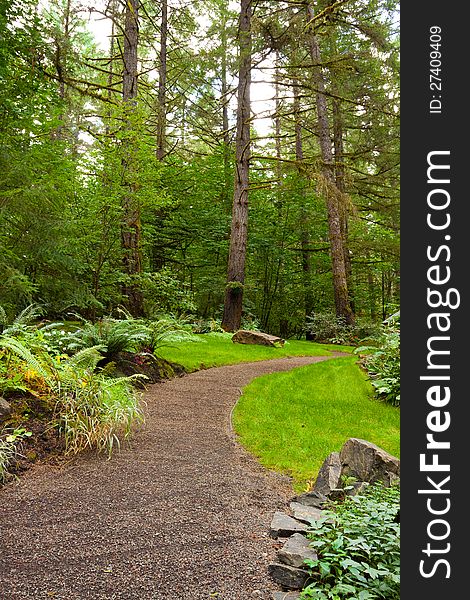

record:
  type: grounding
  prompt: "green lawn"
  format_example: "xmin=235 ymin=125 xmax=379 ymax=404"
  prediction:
xmin=156 ymin=332 xmax=353 ymax=372
xmin=232 ymin=356 xmax=400 ymax=493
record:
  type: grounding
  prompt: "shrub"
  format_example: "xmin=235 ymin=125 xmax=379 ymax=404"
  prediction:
xmin=301 ymin=483 xmax=400 ymax=600
xmin=0 ymin=337 xmax=144 ymax=463
xmin=305 ymin=312 xmax=380 ymax=345
xmin=355 ymin=314 xmax=400 ymax=406
xmin=65 ymin=315 xmax=152 ymax=360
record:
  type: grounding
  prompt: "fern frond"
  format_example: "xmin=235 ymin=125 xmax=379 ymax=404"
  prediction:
xmin=66 ymin=346 xmax=105 ymax=370
xmin=0 ymin=335 xmax=53 ymax=384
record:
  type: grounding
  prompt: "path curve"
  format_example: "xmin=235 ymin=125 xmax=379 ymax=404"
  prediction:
xmin=0 ymin=354 xmax=345 ymax=600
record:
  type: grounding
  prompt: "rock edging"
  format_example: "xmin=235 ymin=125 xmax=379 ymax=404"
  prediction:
xmin=268 ymin=438 xmax=400 ymax=598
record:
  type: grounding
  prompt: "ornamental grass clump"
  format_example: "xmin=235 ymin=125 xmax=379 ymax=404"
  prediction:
xmin=53 ymin=366 xmax=144 ymax=457
xmin=301 ymin=483 xmax=400 ymax=600
xmin=0 ymin=336 xmax=145 ymax=463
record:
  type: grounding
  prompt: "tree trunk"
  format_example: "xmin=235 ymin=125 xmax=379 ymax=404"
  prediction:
xmin=221 ymin=9 xmax=232 ymax=211
xmin=332 ymin=95 xmax=354 ymax=311
xmin=221 ymin=0 xmax=252 ymax=332
xmin=121 ymin=0 xmax=144 ymax=316
xmin=156 ymin=0 xmax=168 ymax=161
xmin=305 ymin=2 xmax=354 ymax=325
xmin=293 ymin=79 xmax=314 ymax=319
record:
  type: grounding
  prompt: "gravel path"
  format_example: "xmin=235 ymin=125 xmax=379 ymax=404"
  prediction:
xmin=0 ymin=354 xmax=343 ymax=600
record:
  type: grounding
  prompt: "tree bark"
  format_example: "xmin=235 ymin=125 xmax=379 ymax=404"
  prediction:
xmin=305 ymin=2 xmax=354 ymax=325
xmin=121 ymin=0 xmax=144 ymax=316
xmin=332 ymin=95 xmax=354 ymax=311
xmin=221 ymin=0 xmax=252 ymax=332
xmin=221 ymin=8 xmax=232 ymax=211
xmin=293 ymin=78 xmax=315 ymax=320
xmin=156 ymin=0 xmax=168 ymax=161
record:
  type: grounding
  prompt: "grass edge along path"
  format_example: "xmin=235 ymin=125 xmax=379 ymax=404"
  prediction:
xmin=232 ymin=356 xmax=400 ymax=493
xmin=156 ymin=332 xmax=353 ymax=372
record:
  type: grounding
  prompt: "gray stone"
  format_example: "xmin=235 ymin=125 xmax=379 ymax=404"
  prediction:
xmin=289 ymin=502 xmax=323 ymax=524
xmin=293 ymin=490 xmax=327 ymax=508
xmin=232 ymin=329 xmax=285 ymax=347
xmin=312 ymin=451 xmax=342 ymax=496
xmin=272 ymin=593 xmax=302 ymax=600
xmin=277 ymin=533 xmax=318 ymax=568
xmin=270 ymin=512 xmax=307 ymax=539
xmin=268 ymin=563 xmax=310 ymax=590
xmin=339 ymin=438 xmax=400 ymax=486
xmin=0 ymin=397 xmax=12 ymax=421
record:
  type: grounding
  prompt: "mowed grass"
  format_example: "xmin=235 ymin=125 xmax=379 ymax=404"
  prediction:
xmin=232 ymin=356 xmax=400 ymax=493
xmin=156 ymin=332 xmax=353 ymax=372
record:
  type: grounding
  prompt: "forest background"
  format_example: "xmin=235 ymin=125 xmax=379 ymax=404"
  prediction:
xmin=0 ymin=0 xmax=399 ymax=338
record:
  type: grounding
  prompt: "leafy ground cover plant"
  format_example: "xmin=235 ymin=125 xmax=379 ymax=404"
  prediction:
xmin=355 ymin=313 xmax=400 ymax=406
xmin=301 ymin=483 xmax=400 ymax=599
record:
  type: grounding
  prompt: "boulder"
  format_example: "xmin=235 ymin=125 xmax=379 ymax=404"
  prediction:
xmin=312 ymin=451 xmax=342 ymax=496
xmin=232 ymin=330 xmax=285 ymax=347
xmin=339 ymin=438 xmax=400 ymax=486
xmin=268 ymin=563 xmax=310 ymax=590
xmin=277 ymin=533 xmax=318 ymax=569
xmin=0 ymin=397 xmax=12 ymax=422
xmin=270 ymin=512 xmax=307 ymax=539
xmin=289 ymin=502 xmax=323 ymax=525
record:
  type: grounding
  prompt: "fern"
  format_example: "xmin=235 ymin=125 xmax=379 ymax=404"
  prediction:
xmin=2 ymin=303 xmax=44 ymax=335
xmin=66 ymin=346 xmax=105 ymax=371
xmin=0 ymin=335 xmax=53 ymax=385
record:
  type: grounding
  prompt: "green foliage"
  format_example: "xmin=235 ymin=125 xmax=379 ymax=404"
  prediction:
xmin=301 ymin=484 xmax=400 ymax=600
xmin=52 ymin=365 xmax=144 ymax=457
xmin=0 ymin=334 xmax=144 ymax=463
xmin=0 ymin=427 xmax=32 ymax=483
xmin=305 ymin=312 xmax=380 ymax=345
xmin=355 ymin=314 xmax=400 ymax=406
xmin=0 ymin=304 xmax=44 ymax=336
xmin=65 ymin=315 xmax=152 ymax=360
xmin=140 ymin=270 xmax=196 ymax=315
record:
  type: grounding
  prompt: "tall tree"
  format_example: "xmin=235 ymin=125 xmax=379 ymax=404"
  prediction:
xmin=221 ymin=0 xmax=252 ymax=332
xmin=304 ymin=1 xmax=354 ymax=325
xmin=156 ymin=0 xmax=168 ymax=160
xmin=120 ymin=0 xmax=144 ymax=315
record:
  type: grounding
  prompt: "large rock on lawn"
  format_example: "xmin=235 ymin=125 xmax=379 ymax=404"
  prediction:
xmin=339 ymin=438 xmax=400 ymax=486
xmin=232 ymin=330 xmax=285 ymax=347
xmin=312 ymin=451 xmax=342 ymax=496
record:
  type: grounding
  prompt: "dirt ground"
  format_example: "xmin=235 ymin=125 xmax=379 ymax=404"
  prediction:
xmin=0 ymin=355 xmax=339 ymax=600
